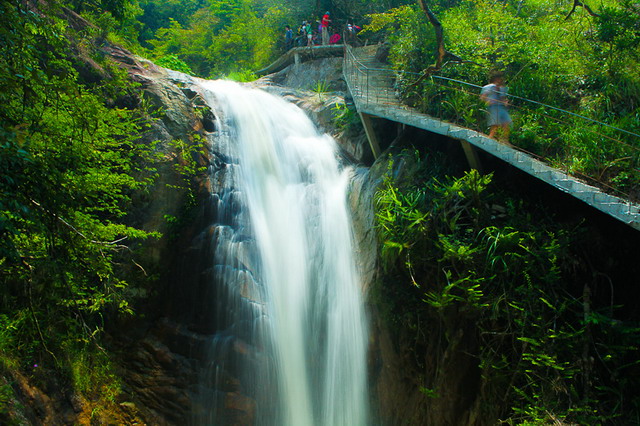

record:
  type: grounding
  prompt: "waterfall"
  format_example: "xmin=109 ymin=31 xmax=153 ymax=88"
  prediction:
xmin=198 ymin=80 xmax=369 ymax=426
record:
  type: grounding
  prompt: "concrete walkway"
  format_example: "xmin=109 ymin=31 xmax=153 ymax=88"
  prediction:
xmin=256 ymin=45 xmax=345 ymax=76
xmin=343 ymin=46 xmax=640 ymax=231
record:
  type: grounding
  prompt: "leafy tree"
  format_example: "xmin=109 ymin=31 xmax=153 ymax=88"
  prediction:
xmin=133 ymin=0 xmax=416 ymax=78
xmin=143 ymin=0 xmax=293 ymax=78
xmin=66 ymin=0 xmax=132 ymax=20
xmin=137 ymin=0 xmax=208 ymax=45
xmin=0 ymin=0 xmax=158 ymax=411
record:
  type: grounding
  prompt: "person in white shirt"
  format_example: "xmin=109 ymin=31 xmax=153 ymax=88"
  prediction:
xmin=480 ymin=71 xmax=512 ymax=143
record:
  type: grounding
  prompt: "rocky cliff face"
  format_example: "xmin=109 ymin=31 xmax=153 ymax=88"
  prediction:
xmin=96 ymin=52 xmax=372 ymax=424
xmin=54 ymin=31 xmax=422 ymax=424
xmin=106 ymin=51 xmax=428 ymax=424
xmin=348 ymin=151 xmax=434 ymax=426
xmin=95 ymin=48 xmax=218 ymax=424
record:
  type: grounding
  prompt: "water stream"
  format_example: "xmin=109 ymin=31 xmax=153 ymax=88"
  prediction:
xmin=198 ymin=80 xmax=368 ymax=425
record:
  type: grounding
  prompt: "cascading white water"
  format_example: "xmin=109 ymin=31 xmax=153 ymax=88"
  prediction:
xmin=199 ymin=80 xmax=368 ymax=425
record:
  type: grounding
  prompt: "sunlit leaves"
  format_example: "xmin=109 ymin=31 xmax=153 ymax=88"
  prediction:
xmin=364 ymin=0 xmax=640 ymax=194
xmin=0 ymin=1 xmax=158 ymax=374
xmin=141 ymin=0 xmax=291 ymax=78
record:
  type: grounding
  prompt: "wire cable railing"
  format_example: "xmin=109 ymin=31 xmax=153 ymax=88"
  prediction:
xmin=343 ymin=45 xmax=640 ymax=201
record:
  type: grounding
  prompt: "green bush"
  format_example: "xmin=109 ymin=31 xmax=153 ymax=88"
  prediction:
xmin=374 ymin=151 xmax=640 ymax=423
xmin=156 ymin=54 xmax=194 ymax=74
xmin=224 ymin=69 xmax=256 ymax=82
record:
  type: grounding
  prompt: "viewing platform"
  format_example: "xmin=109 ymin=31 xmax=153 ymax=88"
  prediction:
xmin=256 ymin=44 xmax=345 ymax=76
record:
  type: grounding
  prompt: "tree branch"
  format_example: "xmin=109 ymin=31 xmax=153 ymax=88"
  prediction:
xmin=411 ymin=0 xmax=478 ymax=87
xmin=565 ymin=0 xmax=600 ymax=20
xmin=29 ymin=199 xmax=129 ymax=248
xmin=417 ymin=0 xmax=446 ymax=70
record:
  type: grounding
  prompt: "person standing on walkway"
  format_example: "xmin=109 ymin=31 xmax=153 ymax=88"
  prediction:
xmin=296 ymin=22 xmax=306 ymax=46
xmin=481 ymin=71 xmax=512 ymax=144
xmin=306 ymin=21 xmax=313 ymax=46
xmin=285 ymin=25 xmax=293 ymax=51
xmin=321 ymin=11 xmax=331 ymax=45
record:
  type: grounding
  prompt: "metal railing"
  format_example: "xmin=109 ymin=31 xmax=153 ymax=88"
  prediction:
xmin=343 ymin=45 xmax=640 ymax=201
xmin=344 ymin=45 xmax=399 ymax=109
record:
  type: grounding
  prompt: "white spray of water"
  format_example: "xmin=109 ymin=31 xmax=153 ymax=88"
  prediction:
xmin=201 ymin=80 xmax=369 ymax=426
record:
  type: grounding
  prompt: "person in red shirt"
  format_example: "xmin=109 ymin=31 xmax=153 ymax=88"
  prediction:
xmin=321 ymin=12 xmax=331 ymax=45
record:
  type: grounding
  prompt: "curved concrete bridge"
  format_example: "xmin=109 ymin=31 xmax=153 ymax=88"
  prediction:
xmin=253 ymin=44 xmax=640 ymax=231
xmin=342 ymin=45 xmax=640 ymax=231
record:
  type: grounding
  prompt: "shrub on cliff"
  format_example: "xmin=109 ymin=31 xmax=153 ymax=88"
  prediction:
xmin=374 ymin=150 xmax=640 ymax=424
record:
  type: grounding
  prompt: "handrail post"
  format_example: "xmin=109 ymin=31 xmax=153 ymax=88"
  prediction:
xmin=366 ymin=67 xmax=369 ymax=107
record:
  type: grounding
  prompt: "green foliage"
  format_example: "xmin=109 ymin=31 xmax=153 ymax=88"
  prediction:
xmin=67 ymin=0 xmax=132 ymax=20
xmin=69 ymin=0 xmax=144 ymax=51
xmin=0 ymin=0 xmax=158 ymax=406
xmin=374 ymin=151 xmax=640 ymax=424
xmin=162 ymin=135 xmax=208 ymax=236
xmin=131 ymin=0 xmax=416 ymax=78
xmin=93 ymin=0 xmax=414 ymax=78
xmin=313 ymin=79 xmax=330 ymax=94
xmin=419 ymin=386 xmax=438 ymax=398
xmin=0 ymin=382 xmax=13 ymax=416
xmin=68 ymin=346 xmax=121 ymax=407
xmin=138 ymin=0 xmax=293 ymax=78
xmin=137 ymin=0 xmax=208 ymax=45
xmin=365 ymin=0 xmax=640 ymax=197
xmin=168 ymin=135 xmax=208 ymax=193
xmin=224 ymin=69 xmax=257 ymax=82
xmin=365 ymin=5 xmax=434 ymax=72
xmin=156 ymin=54 xmax=194 ymax=75
xmin=331 ymin=101 xmax=358 ymax=130
xmin=312 ymin=79 xmax=330 ymax=102
xmin=592 ymin=2 xmax=640 ymax=66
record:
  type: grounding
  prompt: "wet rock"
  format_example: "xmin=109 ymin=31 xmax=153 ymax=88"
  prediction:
xmin=349 ymin=165 xmax=382 ymax=291
xmin=225 ymin=392 xmax=256 ymax=424
xmin=255 ymin=61 xmax=370 ymax=163
xmin=266 ymin=57 xmax=346 ymax=92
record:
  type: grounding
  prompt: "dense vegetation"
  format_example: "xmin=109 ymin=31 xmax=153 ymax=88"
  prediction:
xmin=364 ymin=0 xmax=640 ymax=199
xmin=375 ymin=149 xmax=640 ymax=424
xmin=0 ymin=0 xmax=159 ymax=419
xmin=98 ymin=0 xmax=413 ymax=78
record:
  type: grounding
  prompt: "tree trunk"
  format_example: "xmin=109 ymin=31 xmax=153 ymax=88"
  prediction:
xmin=417 ymin=0 xmax=446 ymax=71
xmin=411 ymin=0 xmax=471 ymax=85
xmin=565 ymin=0 xmax=600 ymax=20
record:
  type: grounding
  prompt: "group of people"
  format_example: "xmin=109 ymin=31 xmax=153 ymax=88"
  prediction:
xmin=285 ymin=13 xmax=511 ymax=143
xmin=284 ymin=12 xmax=361 ymax=50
